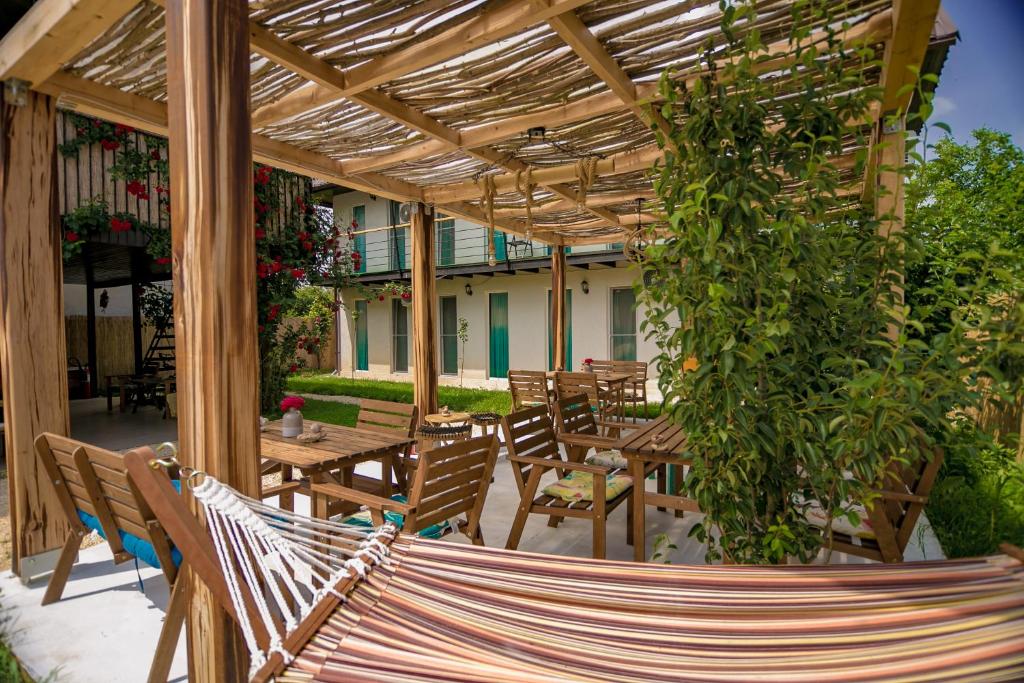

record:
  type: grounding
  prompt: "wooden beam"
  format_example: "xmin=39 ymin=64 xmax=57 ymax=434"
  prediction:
xmin=251 ymin=0 xmax=593 ymax=128
xmin=425 ymin=145 xmax=664 ymax=204
xmin=551 ymin=246 xmax=567 ymax=371
xmin=543 ymin=9 xmax=674 ymax=146
xmin=0 ymin=89 xmax=72 ymax=574
xmin=492 ymin=189 xmax=656 ymax=218
xmin=0 ymin=0 xmax=140 ymax=86
xmin=166 ymin=0 xmax=257 ymax=679
xmin=881 ymin=0 xmax=942 ymax=113
xmin=876 ymin=125 xmax=906 ymax=339
xmin=410 ymin=203 xmax=438 ymax=421
xmin=36 ymin=73 xmax=549 ymax=241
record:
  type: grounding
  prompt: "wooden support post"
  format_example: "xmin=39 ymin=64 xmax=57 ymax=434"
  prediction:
xmin=83 ymin=244 xmax=98 ymax=397
xmin=0 ymin=89 xmax=72 ymax=575
xmin=875 ymin=121 xmax=906 ymax=339
xmin=411 ymin=202 xmax=438 ymax=421
xmin=551 ymin=245 xmax=567 ymax=371
xmin=166 ymin=0 xmax=258 ymax=679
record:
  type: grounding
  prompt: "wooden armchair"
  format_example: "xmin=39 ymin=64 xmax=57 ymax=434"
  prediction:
xmin=311 ymin=433 xmax=498 ymax=545
xmin=813 ymin=445 xmax=944 ymax=563
xmin=591 ymin=360 xmax=648 ymax=420
xmin=508 ymin=369 xmax=554 ymax=412
xmin=553 ymin=371 xmax=624 ymax=434
xmin=501 ymin=404 xmax=641 ymax=559
xmin=35 ymin=433 xmax=184 ymax=683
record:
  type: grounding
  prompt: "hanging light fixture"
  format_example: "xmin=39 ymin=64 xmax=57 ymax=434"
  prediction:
xmin=526 ymin=126 xmax=546 ymax=143
xmin=624 ymin=197 xmax=649 ymax=263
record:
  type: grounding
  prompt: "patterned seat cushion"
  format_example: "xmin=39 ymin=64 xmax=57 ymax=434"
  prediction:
xmin=341 ymin=494 xmax=455 ymax=539
xmin=542 ymin=471 xmax=633 ymax=503
xmin=585 ymin=449 xmax=628 ymax=469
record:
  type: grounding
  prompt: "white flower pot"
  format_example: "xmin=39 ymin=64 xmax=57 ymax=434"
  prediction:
xmin=282 ymin=407 xmax=303 ymax=437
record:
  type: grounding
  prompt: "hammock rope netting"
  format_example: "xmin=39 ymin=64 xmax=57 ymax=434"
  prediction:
xmin=188 ymin=476 xmax=1024 ymax=683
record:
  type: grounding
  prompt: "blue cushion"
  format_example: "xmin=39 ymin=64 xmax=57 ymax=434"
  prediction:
xmin=342 ymin=494 xmax=453 ymax=539
xmin=76 ymin=480 xmax=182 ymax=570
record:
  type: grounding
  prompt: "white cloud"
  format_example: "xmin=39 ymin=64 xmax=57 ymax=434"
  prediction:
xmin=932 ymin=95 xmax=957 ymax=116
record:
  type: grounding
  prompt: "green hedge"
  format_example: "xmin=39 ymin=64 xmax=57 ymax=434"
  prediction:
xmin=286 ymin=374 xmax=511 ymax=414
xmin=927 ymin=426 xmax=1024 ymax=558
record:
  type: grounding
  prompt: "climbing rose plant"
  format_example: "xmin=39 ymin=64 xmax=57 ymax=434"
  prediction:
xmin=639 ymin=0 xmax=1023 ymax=564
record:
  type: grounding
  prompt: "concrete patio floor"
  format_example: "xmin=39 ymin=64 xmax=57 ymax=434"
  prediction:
xmin=0 ymin=398 xmax=943 ymax=682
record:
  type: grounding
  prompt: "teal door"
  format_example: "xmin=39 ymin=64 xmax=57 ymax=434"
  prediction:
xmin=548 ymin=289 xmax=572 ymax=370
xmin=493 ymin=231 xmax=507 ymax=262
xmin=488 ymin=292 xmax=509 ymax=378
xmin=355 ymin=300 xmax=368 ymax=371
xmin=440 ymin=296 xmax=458 ymax=375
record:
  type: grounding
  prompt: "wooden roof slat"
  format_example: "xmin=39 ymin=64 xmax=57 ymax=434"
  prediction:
xmin=251 ymin=0 xmax=594 ymax=128
xmin=0 ymin=0 xmax=140 ymax=86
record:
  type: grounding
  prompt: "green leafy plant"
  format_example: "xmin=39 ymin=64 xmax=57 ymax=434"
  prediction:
xmin=639 ymin=1 xmax=1023 ymax=564
xmin=457 ymin=316 xmax=470 ymax=386
xmin=139 ymin=284 xmax=173 ymax=326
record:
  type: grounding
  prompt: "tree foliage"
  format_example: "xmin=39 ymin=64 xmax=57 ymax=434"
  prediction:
xmin=639 ymin=0 xmax=1024 ymax=563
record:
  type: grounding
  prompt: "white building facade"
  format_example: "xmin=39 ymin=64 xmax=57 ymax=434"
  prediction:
xmin=331 ymin=190 xmax=663 ymax=392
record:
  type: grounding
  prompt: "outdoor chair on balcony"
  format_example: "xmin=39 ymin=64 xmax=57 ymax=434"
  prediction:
xmin=508 ymin=369 xmax=554 ymax=412
xmin=35 ymin=433 xmax=184 ymax=683
xmin=501 ymin=404 xmax=644 ymax=559
xmin=311 ymin=433 xmax=498 ymax=545
xmin=809 ymin=442 xmax=945 ymax=563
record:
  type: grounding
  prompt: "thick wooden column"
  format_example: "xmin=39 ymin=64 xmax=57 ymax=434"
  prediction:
xmin=551 ymin=245 xmax=567 ymax=371
xmin=411 ymin=203 xmax=438 ymax=421
xmin=0 ymin=89 xmax=71 ymax=575
xmin=876 ymin=123 xmax=905 ymax=338
xmin=166 ymin=0 xmax=258 ymax=679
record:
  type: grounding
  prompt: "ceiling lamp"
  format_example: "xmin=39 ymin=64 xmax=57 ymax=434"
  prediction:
xmin=526 ymin=126 xmax=546 ymax=142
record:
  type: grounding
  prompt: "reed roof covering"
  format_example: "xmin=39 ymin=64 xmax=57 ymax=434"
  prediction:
xmin=2 ymin=0 xmax=917 ymax=245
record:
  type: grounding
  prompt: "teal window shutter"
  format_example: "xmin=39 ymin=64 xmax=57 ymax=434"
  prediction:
xmin=488 ymin=292 xmax=509 ymax=378
xmin=392 ymin=298 xmax=409 ymax=372
xmin=494 ymin=231 xmax=507 ymax=262
xmin=436 ymin=216 xmax=455 ymax=266
xmin=353 ymin=205 xmax=366 ymax=274
xmin=355 ymin=300 xmax=368 ymax=371
xmin=610 ymin=288 xmax=637 ymax=361
xmin=440 ymin=296 xmax=458 ymax=375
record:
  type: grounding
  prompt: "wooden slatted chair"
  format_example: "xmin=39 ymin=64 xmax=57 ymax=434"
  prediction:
xmin=813 ymin=445 xmax=945 ymax=563
xmin=553 ymin=371 xmax=623 ymax=433
xmin=35 ymin=433 xmax=185 ymax=683
xmin=591 ymin=360 xmax=648 ymax=421
xmin=508 ymin=369 xmax=554 ymax=412
xmin=502 ymin=404 xmax=646 ymax=559
xmin=311 ymin=433 xmax=498 ymax=545
xmin=355 ymin=398 xmax=418 ymax=491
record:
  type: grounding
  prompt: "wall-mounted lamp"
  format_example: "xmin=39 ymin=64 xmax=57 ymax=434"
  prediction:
xmin=581 ymin=279 xmax=590 ymax=295
xmin=465 ymin=283 xmax=473 ymax=296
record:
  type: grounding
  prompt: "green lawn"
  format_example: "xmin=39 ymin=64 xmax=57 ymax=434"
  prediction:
xmin=285 ymin=373 xmax=663 ymax=419
xmin=286 ymin=374 xmax=511 ymax=414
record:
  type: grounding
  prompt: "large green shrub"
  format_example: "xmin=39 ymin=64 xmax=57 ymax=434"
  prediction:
xmin=640 ymin=1 xmax=1023 ymax=563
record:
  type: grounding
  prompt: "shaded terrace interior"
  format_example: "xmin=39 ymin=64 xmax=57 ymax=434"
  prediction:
xmin=0 ymin=0 xmax=988 ymax=680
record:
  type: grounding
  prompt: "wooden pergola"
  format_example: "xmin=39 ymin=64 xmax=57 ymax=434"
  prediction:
xmin=0 ymin=0 xmax=940 ymax=679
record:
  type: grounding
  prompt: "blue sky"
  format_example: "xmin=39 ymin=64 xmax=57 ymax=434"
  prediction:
xmin=930 ymin=0 xmax=1024 ymax=147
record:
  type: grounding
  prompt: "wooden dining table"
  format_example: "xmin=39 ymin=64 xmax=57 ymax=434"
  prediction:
xmin=613 ymin=414 xmax=698 ymax=562
xmin=261 ymin=420 xmax=416 ymax=519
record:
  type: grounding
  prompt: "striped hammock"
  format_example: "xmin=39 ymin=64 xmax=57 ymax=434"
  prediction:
xmin=180 ymin=474 xmax=1024 ymax=683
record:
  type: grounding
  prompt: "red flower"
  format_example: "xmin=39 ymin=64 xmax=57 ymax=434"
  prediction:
xmin=290 ymin=268 xmax=305 ymax=279
xmin=351 ymin=219 xmax=359 ymax=228
xmin=138 ymin=191 xmax=149 ymax=201
xmin=126 ymin=180 xmax=146 ymax=197
xmin=76 ymin=127 xmax=86 ymax=135
xmin=109 ymin=217 xmax=132 ymax=233
xmin=296 ymin=196 xmax=307 ymax=213
xmin=280 ymin=395 xmax=304 ymax=411
xmin=255 ymin=166 xmax=272 ymax=186
xmin=100 ymin=139 xmax=120 ymax=151
xmin=303 ymin=240 xmax=313 ymax=252
xmin=313 ymin=337 xmax=320 ymax=345
xmin=254 ymin=198 xmax=267 ymax=215
xmin=378 ymin=295 xmax=385 ymax=302
xmin=65 ymin=231 xmax=80 ymax=243
xmin=268 ymin=304 xmax=281 ymax=321
xmin=297 ymin=231 xmax=309 ymax=242
xmin=350 ymin=252 xmax=360 ymax=261
xmin=271 ymin=260 xmax=283 ymax=273
xmin=255 ymin=228 xmax=266 ymax=240
xmin=257 ymin=262 xmax=270 ymax=279
xmin=288 ymin=364 xmax=299 ymax=374
xmin=258 ymin=324 xmax=265 ymax=333
xmin=150 ymin=149 xmax=162 ymax=160
xmin=296 ymin=340 xmax=305 ymax=349
xmin=401 ymin=292 xmax=411 ymax=301
xmin=114 ymin=124 xmax=134 ymax=136
xmin=155 ymin=186 xmax=167 ymax=194
xmin=155 ymin=256 xmax=171 ymax=265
